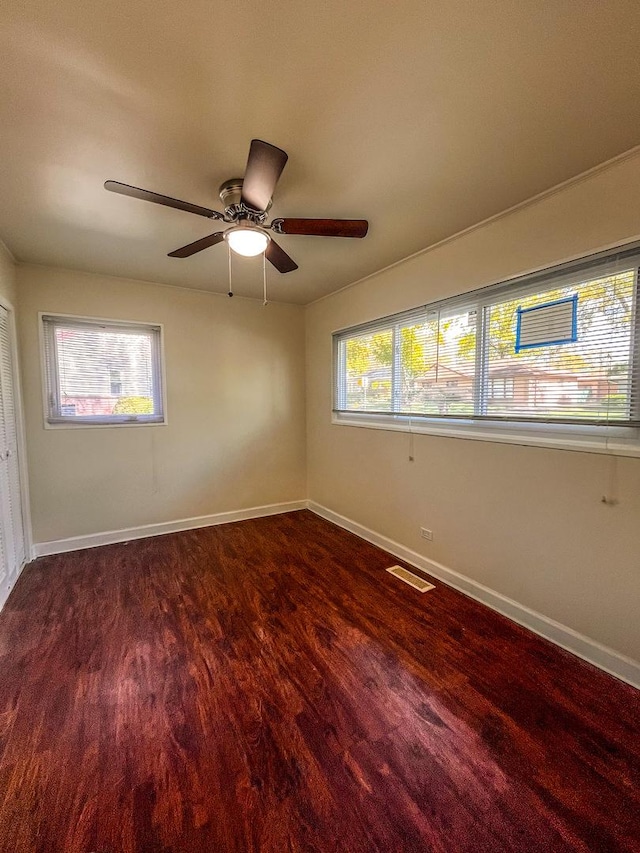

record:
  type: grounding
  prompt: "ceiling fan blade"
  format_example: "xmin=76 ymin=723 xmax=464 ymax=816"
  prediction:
xmin=241 ymin=140 xmax=288 ymax=212
xmin=274 ymin=218 xmax=369 ymax=238
xmin=265 ymin=238 xmax=298 ymax=274
xmin=168 ymin=232 xmax=225 ymax=258
xmin=105 ymin=180 xmax=221 ymax=219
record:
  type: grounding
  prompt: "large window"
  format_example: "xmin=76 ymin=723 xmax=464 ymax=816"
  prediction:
xmin=334 ymin=245 xmax=640 ymax=430
xmin=42 ymin=315 xmax=165 ymax=426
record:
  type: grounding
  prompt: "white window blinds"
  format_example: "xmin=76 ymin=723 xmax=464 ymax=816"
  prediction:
xmin=334 ymin=244 xmax=640 ymax=427
xmin=42 ymin=315 xmax=165 ymax=425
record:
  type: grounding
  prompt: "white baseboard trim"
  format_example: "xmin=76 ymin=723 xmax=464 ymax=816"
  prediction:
xmin=33 ymin=500 xmax=307 ymax=558
xmin=307 ymin=501 xmax=640 ymax=690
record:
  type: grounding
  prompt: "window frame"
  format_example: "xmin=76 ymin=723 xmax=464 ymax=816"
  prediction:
xmin=332 ymin=243 xmax=640 ymax=458
xmin=40 ymin=312 xmax=167 ymax=429
xmin=488 ymin=378 xmax=514 ymax=400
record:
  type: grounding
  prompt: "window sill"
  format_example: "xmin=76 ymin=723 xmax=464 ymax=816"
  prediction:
xmin=44 ymin=418 xmax=167 ymax=430
xmin=331 ymin=412 xmax=640 ymax=458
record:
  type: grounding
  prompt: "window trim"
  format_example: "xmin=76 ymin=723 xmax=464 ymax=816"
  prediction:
xmin=332 ymin=242 xmax=640 ymax=457
xmin=39 ymin=312 xmax=168 ymax=429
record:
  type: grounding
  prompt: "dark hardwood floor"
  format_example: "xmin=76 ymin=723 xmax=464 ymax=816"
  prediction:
xmin=0 ymin=510 xmax=637 ymax=852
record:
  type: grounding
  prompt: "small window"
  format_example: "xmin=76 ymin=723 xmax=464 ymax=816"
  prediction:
xmin=42 ymin=315 xmax=165 ymax=426
xmin=109 ymin=369 xmax=122 ymax=397
xmin=488 ymin=378 xmax=515 ymax=400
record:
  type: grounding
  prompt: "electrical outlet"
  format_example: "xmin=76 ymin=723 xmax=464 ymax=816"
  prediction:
xmin=420 ymin=527 xmax=433 ymax=541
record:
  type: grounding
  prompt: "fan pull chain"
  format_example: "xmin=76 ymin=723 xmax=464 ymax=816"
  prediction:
xmin=263 ymin=251 xmax=268 ymax=306
xmin=227 ymin=244 xmax=234 ymax=297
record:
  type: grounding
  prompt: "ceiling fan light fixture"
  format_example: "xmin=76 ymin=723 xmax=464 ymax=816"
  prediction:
xmin=224 ymin=225 xmax=270 ymax=257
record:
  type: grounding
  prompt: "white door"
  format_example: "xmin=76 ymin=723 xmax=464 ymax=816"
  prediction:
xmin=0 ymin=305 xmax=25 ymax=593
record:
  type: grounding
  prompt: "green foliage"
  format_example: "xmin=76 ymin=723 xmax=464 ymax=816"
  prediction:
xmin=461 ymin=271 xmax=635 ymax=364
xmin=456 ymin=330 xmax=476 ymax=361
xmin=601 ymin=392 xmax=627 ymax=409
xmin=345 ymin=332 xmax=390 ymax=375
xmin=401 ymin=326 xmax=427 ymax=375
xmin=548 ymin=351 xmax=589 ymax=372
xmin=487 ymin=300 xmax=522 ymax=357
xmin=113 ymin=396 xmax=153 ymax=414
xmin=346 ymin=324 xmax=436 ymax=379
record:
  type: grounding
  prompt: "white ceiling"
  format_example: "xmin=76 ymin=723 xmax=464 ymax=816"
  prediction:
xmin=2 ymin=0 xmax=640 ymax=304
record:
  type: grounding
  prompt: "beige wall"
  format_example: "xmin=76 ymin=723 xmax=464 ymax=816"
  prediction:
xmin=18 ymin=266 xmax=306 ymax=543
xmin=306 ymin=150 xmax=640 ymax=662
xmin=0 ymin=242 xmax=17 ymax=306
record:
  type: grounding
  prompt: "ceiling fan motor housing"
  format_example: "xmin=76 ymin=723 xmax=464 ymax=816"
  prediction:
xmin=218 ymin=178 xmax=243 ymax=209
xmin=219 ymin=178 xmax=271 ymax=222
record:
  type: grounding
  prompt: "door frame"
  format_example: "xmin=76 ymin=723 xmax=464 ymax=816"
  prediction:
xmin=0 ymin=294 xmax=33 ymax=568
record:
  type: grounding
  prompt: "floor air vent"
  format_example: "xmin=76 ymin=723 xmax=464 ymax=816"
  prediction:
xmin=386 ymin=565 xmax=435 ymax=593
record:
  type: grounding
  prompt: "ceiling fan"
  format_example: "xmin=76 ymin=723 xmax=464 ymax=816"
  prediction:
xmin=104 ymin=139 xmax=369 ymax=274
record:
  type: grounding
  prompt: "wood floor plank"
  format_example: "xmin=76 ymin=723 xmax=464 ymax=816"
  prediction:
xmin=0 ymin=509 xmax=637 ymax=852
